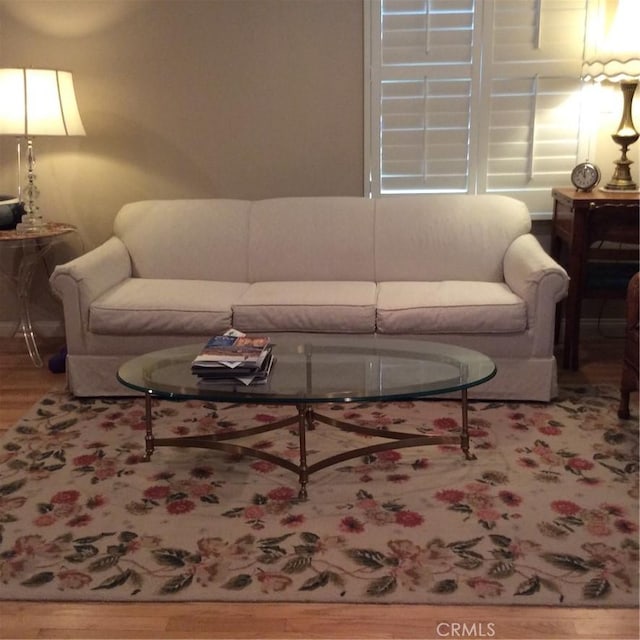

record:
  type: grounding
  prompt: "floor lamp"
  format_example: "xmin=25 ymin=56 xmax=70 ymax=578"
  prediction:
xmin=581 ymin=0 xmax=640 ymax=191
xmin=0 ymin=68 xmax=86 ymax=230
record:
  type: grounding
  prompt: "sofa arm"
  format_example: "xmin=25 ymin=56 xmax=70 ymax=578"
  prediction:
xmin=504 ymin=233 xmax=569 ymax=356
xmin=50 ymin=236 xmax=131 ymax=353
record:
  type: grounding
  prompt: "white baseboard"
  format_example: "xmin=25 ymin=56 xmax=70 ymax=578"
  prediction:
xmin=0 ymin=320 xmax=65 ymax=339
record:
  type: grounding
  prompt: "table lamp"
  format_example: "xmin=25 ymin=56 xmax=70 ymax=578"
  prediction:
xmin=0 ymin=68 xmax=85 ymax=230
xmin=581 ymin=0 xmax=640 ymax=191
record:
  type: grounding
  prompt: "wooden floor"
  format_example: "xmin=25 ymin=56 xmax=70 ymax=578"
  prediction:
xmin=0 ymin=334 xmax=637 ymax=640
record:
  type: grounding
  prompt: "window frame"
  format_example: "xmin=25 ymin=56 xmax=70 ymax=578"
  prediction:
xmin=364 ymin=0 xmax=598 ymax=219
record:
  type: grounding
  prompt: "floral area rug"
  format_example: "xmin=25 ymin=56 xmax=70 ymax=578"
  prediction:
xmin=0 ymin=386 xmax=637 ymax=605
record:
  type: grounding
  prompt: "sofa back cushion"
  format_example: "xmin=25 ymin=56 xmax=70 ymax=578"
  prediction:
xmin=248 ymin=198 xmax=376 ymax=282
xmin=112 ymin=195 xmax=530 ymax=284
xmin=374 ymin=195 xmax=531 ymax=282
xmin=114 ymin=199 xmax=252 ymax=280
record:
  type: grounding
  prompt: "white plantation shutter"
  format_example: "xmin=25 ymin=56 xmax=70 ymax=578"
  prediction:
xmin=367 ymin=0 xmax=591 ymax=217
xmin=375 ymin=0 xmax=478 ymax=193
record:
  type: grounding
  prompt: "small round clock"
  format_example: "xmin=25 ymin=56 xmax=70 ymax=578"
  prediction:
xmin=571 ymin=162 xmax=601 ymax=192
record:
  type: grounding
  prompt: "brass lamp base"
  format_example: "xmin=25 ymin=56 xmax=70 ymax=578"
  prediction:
xmin=605 ymin=80 xmax=639 ymax=191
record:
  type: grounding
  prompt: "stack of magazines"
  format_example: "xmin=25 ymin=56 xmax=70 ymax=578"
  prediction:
xmin=191 ymin=334 xmax=274 ymax=385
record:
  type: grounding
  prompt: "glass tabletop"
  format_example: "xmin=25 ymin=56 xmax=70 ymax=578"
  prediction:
xmin=117 ymin=334 xmax=496 ymax=404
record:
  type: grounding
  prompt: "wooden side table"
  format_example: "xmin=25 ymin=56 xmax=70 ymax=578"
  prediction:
xmin=0 ymin=222 xmax=76 ymax=367
xmin=551 ymin=187 xmax=639 ymax=370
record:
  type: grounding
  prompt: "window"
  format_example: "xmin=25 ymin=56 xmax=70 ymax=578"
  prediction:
xmin=365 ymin=0 xmax=593 ymax=217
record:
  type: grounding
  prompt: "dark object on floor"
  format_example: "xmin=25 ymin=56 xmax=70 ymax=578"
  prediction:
xmin=618 ymin=273 xmax=639 ymax=419
xmin=48 ymin=346 xmax=67 ymax=374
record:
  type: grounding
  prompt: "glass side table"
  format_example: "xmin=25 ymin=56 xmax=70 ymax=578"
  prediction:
xmin=0 ymin=222 xmax=76 ymax=367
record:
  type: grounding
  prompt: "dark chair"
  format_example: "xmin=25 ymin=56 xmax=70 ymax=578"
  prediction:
xmin=618 ymin=272 xmax=639 ymax=419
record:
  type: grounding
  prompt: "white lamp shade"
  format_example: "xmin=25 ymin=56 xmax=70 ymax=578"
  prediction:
xmin=581 ymin=0 xmax=640 ymax=82
xmin=0 ymin=68 xmax=85 ymax=136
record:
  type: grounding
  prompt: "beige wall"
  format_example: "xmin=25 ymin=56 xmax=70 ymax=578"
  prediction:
xmin=0 ymin=0 xmax=364 ymax=328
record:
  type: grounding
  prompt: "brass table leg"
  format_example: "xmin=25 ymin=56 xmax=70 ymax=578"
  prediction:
xmin=460 ymin=389 xmax=477 ymax=461
xmin=144 ymin=392 xmax=155 ymax=461
xmin=296 ymin=403 xmax=312 ymax=500
xmin=139 ymin=392 xmax=477 ymax=496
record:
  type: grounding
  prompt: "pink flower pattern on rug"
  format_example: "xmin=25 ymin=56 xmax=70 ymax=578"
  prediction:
xmin=0 ymin=387 xmax=637 ymax=604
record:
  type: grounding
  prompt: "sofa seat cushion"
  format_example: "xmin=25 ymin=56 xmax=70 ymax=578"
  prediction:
xmin=89 ymin=279 xmax=250 ymax=335
xmin=376 ymin=281 xmax=527 ymax=334
xmin=232 ymin=281 xmax=377 ymax=332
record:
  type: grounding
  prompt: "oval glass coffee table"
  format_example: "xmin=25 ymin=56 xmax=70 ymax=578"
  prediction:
xmin=118 ymin=334 xmax=496 ymax=499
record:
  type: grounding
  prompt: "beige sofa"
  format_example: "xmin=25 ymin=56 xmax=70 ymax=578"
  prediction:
xmin=50 ymin=195 xmax=568 ymax=400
